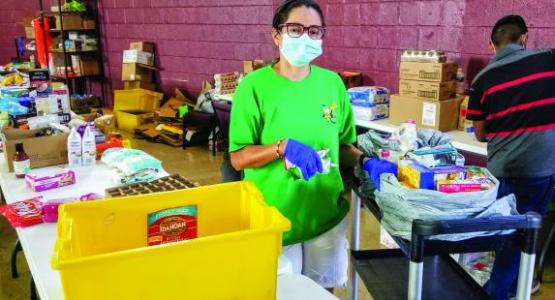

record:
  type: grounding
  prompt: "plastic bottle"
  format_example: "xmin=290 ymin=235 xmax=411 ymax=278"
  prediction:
xmin=81 ymin=126 xmax=96 ymax=166
xmin=456 ymin=68 xmax=465 ymax=95
xmin=396 ymin=120 xmax=418 ymax=153
xmin=67 ymin=127 xmax=82 ymax=167
xmin=13 ymin=143 xmax=30 ymax=179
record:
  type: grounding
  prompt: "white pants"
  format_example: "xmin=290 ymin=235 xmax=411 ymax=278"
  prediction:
xmin=281 ymin=217 xmax=349 ymax=289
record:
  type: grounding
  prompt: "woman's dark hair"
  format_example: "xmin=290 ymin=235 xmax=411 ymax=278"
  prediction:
xmin=272 ymin=0 xmax=326 ymax=30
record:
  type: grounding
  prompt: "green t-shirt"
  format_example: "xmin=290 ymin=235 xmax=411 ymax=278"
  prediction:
xmin=229 ymin=65 xmax=357 ymax=245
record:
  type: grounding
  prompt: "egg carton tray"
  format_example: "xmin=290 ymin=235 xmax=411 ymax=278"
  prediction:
xmin=105 ymin=174 xmax=199 ymax=198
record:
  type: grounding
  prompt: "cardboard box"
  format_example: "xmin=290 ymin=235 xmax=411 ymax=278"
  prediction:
xmin=399 ymin=61 xmax=458 ymax=82
xmin=25 ymin=27 xmax=35 ymax=39
xmin=2 ymin=129 xmax=69 ymax=172
xmin=389 ymin=94 xmax=463 ymax=132
xmin=123 ymin=50 xmax=154 ymax=66
xmin=95 ymin=114 xmax=116 ymax=135
xmin=175 ymin=88 xmax=197 ymax=107
xmin=116 ymin=111 xmax=156 ymax=133
xmin=458 ymin=96 xmax=474 ymax=132
xmin=122 ymin=63 xmax=154 ymax=82
xmin=54 ymin=15 xmax=82 ymax=30
xmin=243 ymin=60 xmax=264 ymax=74
xmin=124 ymin=81 xmax=156 ymax=91
xmin=399 ymin=80 xmax=457 ymax=101
xmin=80 ymin=59 xmax=100 ymax=76
xmin=130 ymin=41 xmax=155 ymax=53
xmin=158 ymin=98 xmax=186 ymax=119
xmin=82 ymin=20 xmax=95 ymax=30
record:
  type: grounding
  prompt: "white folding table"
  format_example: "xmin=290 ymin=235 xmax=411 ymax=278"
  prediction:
xmin=0 ymin=159 xmax=337 ymax=300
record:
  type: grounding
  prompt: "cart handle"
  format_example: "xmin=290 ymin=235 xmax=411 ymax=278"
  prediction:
xmin=410 ymin=212 xmax=542 ymax=262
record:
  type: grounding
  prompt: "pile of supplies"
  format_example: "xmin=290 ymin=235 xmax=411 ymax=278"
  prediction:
xmin=0 ymin=193 xmax=102 ymax=228
xmin=357 ymin=121 xmax=518 ymax=241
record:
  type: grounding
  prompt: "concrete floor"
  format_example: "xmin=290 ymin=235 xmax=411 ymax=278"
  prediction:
xmin=1 ymin=139 xmax=554 ymax=300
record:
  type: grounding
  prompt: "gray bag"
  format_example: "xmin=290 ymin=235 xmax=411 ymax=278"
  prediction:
xmin=375 ymin=171 xmax=519 ymax=241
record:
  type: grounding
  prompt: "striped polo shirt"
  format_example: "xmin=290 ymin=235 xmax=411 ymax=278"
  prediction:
xmin=467 ymin=44 xmax=555 ymax=178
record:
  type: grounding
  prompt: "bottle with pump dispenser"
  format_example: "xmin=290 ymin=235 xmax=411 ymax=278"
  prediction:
xmin=67 ymin=127 xmax=82 ymax=167
xmin=81 ymin=126 xmax=96 ymax=166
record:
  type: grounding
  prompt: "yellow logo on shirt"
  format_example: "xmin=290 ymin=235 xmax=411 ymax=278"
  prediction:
xmin=322 ymin=102 xmax=337 ymax=124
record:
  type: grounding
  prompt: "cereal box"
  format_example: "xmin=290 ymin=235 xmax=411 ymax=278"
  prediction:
xmin=147 ymin=205 xmax=197 ymax=246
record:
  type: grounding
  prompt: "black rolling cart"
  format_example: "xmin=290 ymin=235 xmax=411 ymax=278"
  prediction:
xmin=349 ymin=186 xmax=542 ymax=300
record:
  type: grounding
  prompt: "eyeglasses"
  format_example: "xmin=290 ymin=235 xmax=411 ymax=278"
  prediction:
xmin=278 ymin=23 xmax=326 ymax=40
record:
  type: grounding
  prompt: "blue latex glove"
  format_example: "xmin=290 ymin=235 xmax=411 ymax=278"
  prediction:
xmin=283 ymin=139 xmax=323 ymax=181
xmin=363 ymin=158 xmax=398 ymax=191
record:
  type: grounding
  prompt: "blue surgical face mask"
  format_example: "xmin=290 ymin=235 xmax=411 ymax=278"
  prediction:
xmin=280 ymin=33 xmax=323 ymax=67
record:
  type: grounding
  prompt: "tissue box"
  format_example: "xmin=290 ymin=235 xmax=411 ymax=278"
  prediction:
xmin=25 ymin=168 xmax=76 ymax=192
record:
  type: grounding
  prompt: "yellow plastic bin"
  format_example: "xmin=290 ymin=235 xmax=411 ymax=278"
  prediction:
xmin=114 ymin=89 xmax=163 ymax=112
xmin=115 ymin=110 xmax=155 ymax=132
xmin=51 ymin=182 xmax=290 ymax=300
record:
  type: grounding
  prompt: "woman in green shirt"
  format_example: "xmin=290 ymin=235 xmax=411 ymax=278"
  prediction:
xmin=229 ymin=0 xmax=396 ymax=291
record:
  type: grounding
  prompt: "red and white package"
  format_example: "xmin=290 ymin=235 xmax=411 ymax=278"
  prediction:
xmin=0 ymin=196 xmax=44 ymax=228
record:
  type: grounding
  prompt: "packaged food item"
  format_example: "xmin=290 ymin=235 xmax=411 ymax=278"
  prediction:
xmin=0 ymin=197 xmax=44 ymax=228
xmin=147 ymin=205 xmax=197 ymax=246
xmin=25 ymin=167 xmax=76 ymax=192
xmin=42 ymin=202 xmax=61 ymax=223
xmin=465 ymin=166 xmax=496 ymax=189
xmin=398 ymin=159 xmax=464 ymax=190
xmin=437 ymin=180 xmax=483 ymax=193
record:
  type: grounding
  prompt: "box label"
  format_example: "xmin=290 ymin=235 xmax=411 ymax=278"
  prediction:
xmin=422 ymin=102 xmax=437 ymax=127
xmin=147 ymin=205 xmax=197 ymax=246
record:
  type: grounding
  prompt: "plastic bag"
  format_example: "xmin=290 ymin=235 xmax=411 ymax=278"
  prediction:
xmin=374 ymin=170 xmax=519 ymax=241
xmin=101 ymin=148 xmax=146 ymax=167
xmin=0 ymin=196 xmax=44 ymax=228
xmin=416 ymin=128 xmax=454 ymax=148
xmin=357 ymin=130 xmax=401 ymax=159
xmin=0 ymin=97 xmax=30 ymax=116
xmin=115 ymin=154 xmax=162 ymax=176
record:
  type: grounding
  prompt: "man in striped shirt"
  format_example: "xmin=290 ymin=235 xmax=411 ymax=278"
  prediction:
xmin=467 ymin=15 xmax=555 ymax=300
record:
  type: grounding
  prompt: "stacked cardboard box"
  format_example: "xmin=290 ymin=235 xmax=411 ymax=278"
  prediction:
xmin=390 ymin=53 xmax=462 ymax=132
xmin=398 ymin=61 xmax=458 ymax=101
xmin=122 ymin=41 xmax=158 ymax=91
